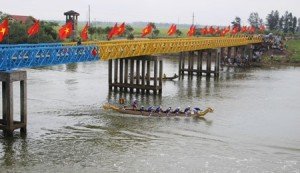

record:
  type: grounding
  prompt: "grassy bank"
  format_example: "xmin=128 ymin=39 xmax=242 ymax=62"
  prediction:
xmin=261 ymin=39 xmax=300 ymax=65
xmin=286 ymin=39 xmax=300 ymax=62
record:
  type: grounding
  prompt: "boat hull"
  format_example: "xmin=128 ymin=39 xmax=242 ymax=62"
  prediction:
xmin=103 ymin=104 xmax=213 ymax=118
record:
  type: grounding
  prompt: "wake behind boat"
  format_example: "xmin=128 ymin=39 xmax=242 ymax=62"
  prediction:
xmin=103 ymin=103 xmax=213 ymax=118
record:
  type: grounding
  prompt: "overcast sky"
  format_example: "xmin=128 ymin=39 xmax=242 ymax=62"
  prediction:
xmin=1 ymin=0 xmax=299 ymax=25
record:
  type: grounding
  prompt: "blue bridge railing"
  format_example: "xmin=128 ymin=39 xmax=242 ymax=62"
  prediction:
xmin=0 ymin=44 xmax=100 ymax=71
xmin=0 ymin=43 xmax=67 ymax=50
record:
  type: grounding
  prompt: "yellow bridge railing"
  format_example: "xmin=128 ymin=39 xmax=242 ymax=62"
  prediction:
xmin=64 ymin=36 xmax=262 ymax=60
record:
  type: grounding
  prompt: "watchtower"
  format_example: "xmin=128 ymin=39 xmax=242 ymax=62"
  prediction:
xmin=64 ymin=10 xmax=80 ymax=39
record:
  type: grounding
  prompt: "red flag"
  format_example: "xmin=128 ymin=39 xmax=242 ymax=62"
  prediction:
xmin=208 ymin=26 xmax=215 ymax=35
xmin=92 ymin=47 xmax=97 ymax=56
xmin=225 ymin=26 xmax=231 ymax=34
xmin=59 ymin=21 xmax=73 ymax=40
xmin=220 ymin=28 xmax=227 ymax=36
xmin=116 ymin=22 xmax=126 ymax=36
xmin=231 ymin=26 xmax=239 ymax=35
xmin=241 ymin=26 xmax=247 ymax=33
xmin=187 ymin=25 xmax=196 ymax=36
xmin=259 ymin=25 xmax=266 ymax=32
xmin=108 ymin=23 xmax=118 ymax=39
xmin=201 ymin=26 xmax=208 ymax=35
xmin=141 ymin=24 xmax=153 ymax=37
xmin=27 ymin=20 xmax=40 ymax=37
xmin=248 ymin=26 xmax=256 ymax=34
xmin=0 ymin=18 xmax=9 ymax=42
xmin=81 ymin=23 xmax=89 ymax=41
xmin=167 ymin=24 xmax=177 ymax=36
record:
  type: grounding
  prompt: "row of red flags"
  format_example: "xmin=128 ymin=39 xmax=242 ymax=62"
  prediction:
xmin=0 ymin=19 xmax=90 ymax=42
xmin=0 ymin=18 xmax=266 ymax=42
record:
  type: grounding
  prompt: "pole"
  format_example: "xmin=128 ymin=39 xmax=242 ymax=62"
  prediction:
xmin=88 ymin=5 xmax=91 ymax=26
xmin=192 ymin=12 xmax=195 ymax=25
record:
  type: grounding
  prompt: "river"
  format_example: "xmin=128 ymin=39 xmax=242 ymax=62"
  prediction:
xmin=0 ymin=58 xmax=299 ymax=172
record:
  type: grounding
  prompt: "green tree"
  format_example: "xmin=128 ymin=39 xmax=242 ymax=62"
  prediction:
xmin=88 ymin=26 xmax=97 ymax=39
xmin=231 ymin=16 xmax=241 ymax=30
xmin=96 ymin=27 xmax=104 ymax=35
xmin=298 ymin=18 xmax=300 ymax=32
xmin=104 ymin=26 xmax=112 ymax=34
xmin=248 ymin=12 xmax=263 ymax=28
xmin=149 ymin=22 xmax=157 ymax=30
xmin=176 ymin=29 xmax=182 ymax=37
xmin=152 ymin=29 xmax=160 ymax=38
xmin=292 ymin=17 xmax=297 ymax=33
xmin=282 ymin=11 xmax=289 ymax=33
xmin=288 ymin=13 xmax=294 ymax=33
xmin=1 ymin=20 xmax=58 ymax=44
xmin=0 ymin=11 xmax=8 ymax=20
xmin=125 ymin=25 xmax=134 ymax=39
xmin=279 ymin=16 xmax=284 ymax=31
xmin=266 ymin=10 xmax=280 ymax=31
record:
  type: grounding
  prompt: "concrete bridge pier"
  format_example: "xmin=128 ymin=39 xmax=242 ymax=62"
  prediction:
xmin=248 ymin=44 xmax=254 ymax=62
xmin=108 ymin=57 xmax=163 ymax=94
xmin=220 ymin=48 xmax=226 ymax=68
xmin=0 ymin=71 xmax=27 ymax=136
xmin=178 ymin=49 xmax=220 ymax=77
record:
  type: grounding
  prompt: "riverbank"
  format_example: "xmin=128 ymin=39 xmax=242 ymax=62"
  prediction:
xmin=261 ymin=39 xmax=300 ymax=66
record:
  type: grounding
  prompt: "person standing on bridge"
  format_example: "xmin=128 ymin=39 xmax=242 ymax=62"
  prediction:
xmin=77 ymin=38 xmax=82 ymax=45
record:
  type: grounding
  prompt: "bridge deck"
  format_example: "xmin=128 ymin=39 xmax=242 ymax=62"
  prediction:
xmin=0 ymin=36 xmax=262 ymax=71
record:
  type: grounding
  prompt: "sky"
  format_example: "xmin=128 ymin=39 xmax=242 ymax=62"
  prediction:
xmin=1 ymin=0 xmax=299 ymax=26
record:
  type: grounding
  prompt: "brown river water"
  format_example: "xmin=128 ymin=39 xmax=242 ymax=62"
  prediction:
xmin=0 ymin=58 xmax=299 ymax=172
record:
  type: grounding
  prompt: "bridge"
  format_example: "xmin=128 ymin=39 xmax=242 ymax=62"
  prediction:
xmin=0 ymin=36 xmax=263 ymax=135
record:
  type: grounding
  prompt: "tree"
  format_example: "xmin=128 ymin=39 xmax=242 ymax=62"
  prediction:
xmin=248 ymin=12 xmax=263 ymax=28
xmin=282 ymin=11 xmax=289 ymax=33
xmin=231 ymin=17 xmax=241 ymax=30
xmin=288 ymin=13 xmax=294 ymax=33
xmin=266 ymin=10 xmax=280 ymax=31
xmin=274 ymin=10 xmax=280 ymax=30
xmin=104 ymin=26 xmax=112 ymax=34
xmin=96 ymin=27 xmax=104 ymax=35
xmin=279 ymin=16 xmax=284 ymax=31
xmin=1 ymin=20 xmax=58 ymax=44
xmin=0 ymin=11 xmax=7 ymax=20
xmin=125 ymin=25 xmax=134 ymax=40
xmin=125 ymin=25 xmax=134 ymax=34
xmin=292 ymin=17 xmax=297 ymax=33
xmin=176 ymin=29 xmax=182 ymax=37
xmin=298 ymin=18 xmax=300 ymax=32
xmin=149 ymin=22 xmax=156 ymax=30
xmin=88 ymin=26 xmax=97 ymax=39
xmin=152 ymin=29 xmax=160 ymax=38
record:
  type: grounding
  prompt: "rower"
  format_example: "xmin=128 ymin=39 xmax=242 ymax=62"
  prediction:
xmin=193 ymin=107 xmax=202 ymax=113
xmin=164 ymin=107 xmax=172 ymax=116
xmin=147 ymin=106 xmax=154 ymax=116
xmin=155 ymin=106 xmax=162 ymax=113
xmin=172 ymin=107 xmax=180 ymax=114
xmin=132 ymin=99 xmax=138 ymax=110
xmin=139 ymin=106 xmax=145 ymax=112
xmin=184 ymin=106 xmax=191 ymax=116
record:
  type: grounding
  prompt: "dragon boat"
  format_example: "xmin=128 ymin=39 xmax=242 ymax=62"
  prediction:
xmin=103 ymin=103 xmax=213 ymax=118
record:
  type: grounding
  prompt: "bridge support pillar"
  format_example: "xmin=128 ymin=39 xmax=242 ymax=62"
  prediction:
xmin=233 ymin=47 xmax=238 ymax=59
xmin=108 ymin=57 xmax=163 ymax=94
xmin=197 ymin=50 xmax=203 ymax=76
xmin=248 ymin=44 xmax=254 ymax=62
xmin=179 ymin=50 xmax=219 ymax=77
xmin=0 ymin=71 xmax=27 ymax=136
xmin=214 ymin=49 xmax=221 ymax=77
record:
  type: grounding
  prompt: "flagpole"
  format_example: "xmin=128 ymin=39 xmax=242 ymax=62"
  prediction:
xmin=192 ymin=12 xmax=195 ymax=26
xmin=88 ymin=5 xmax=91 ymax=26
